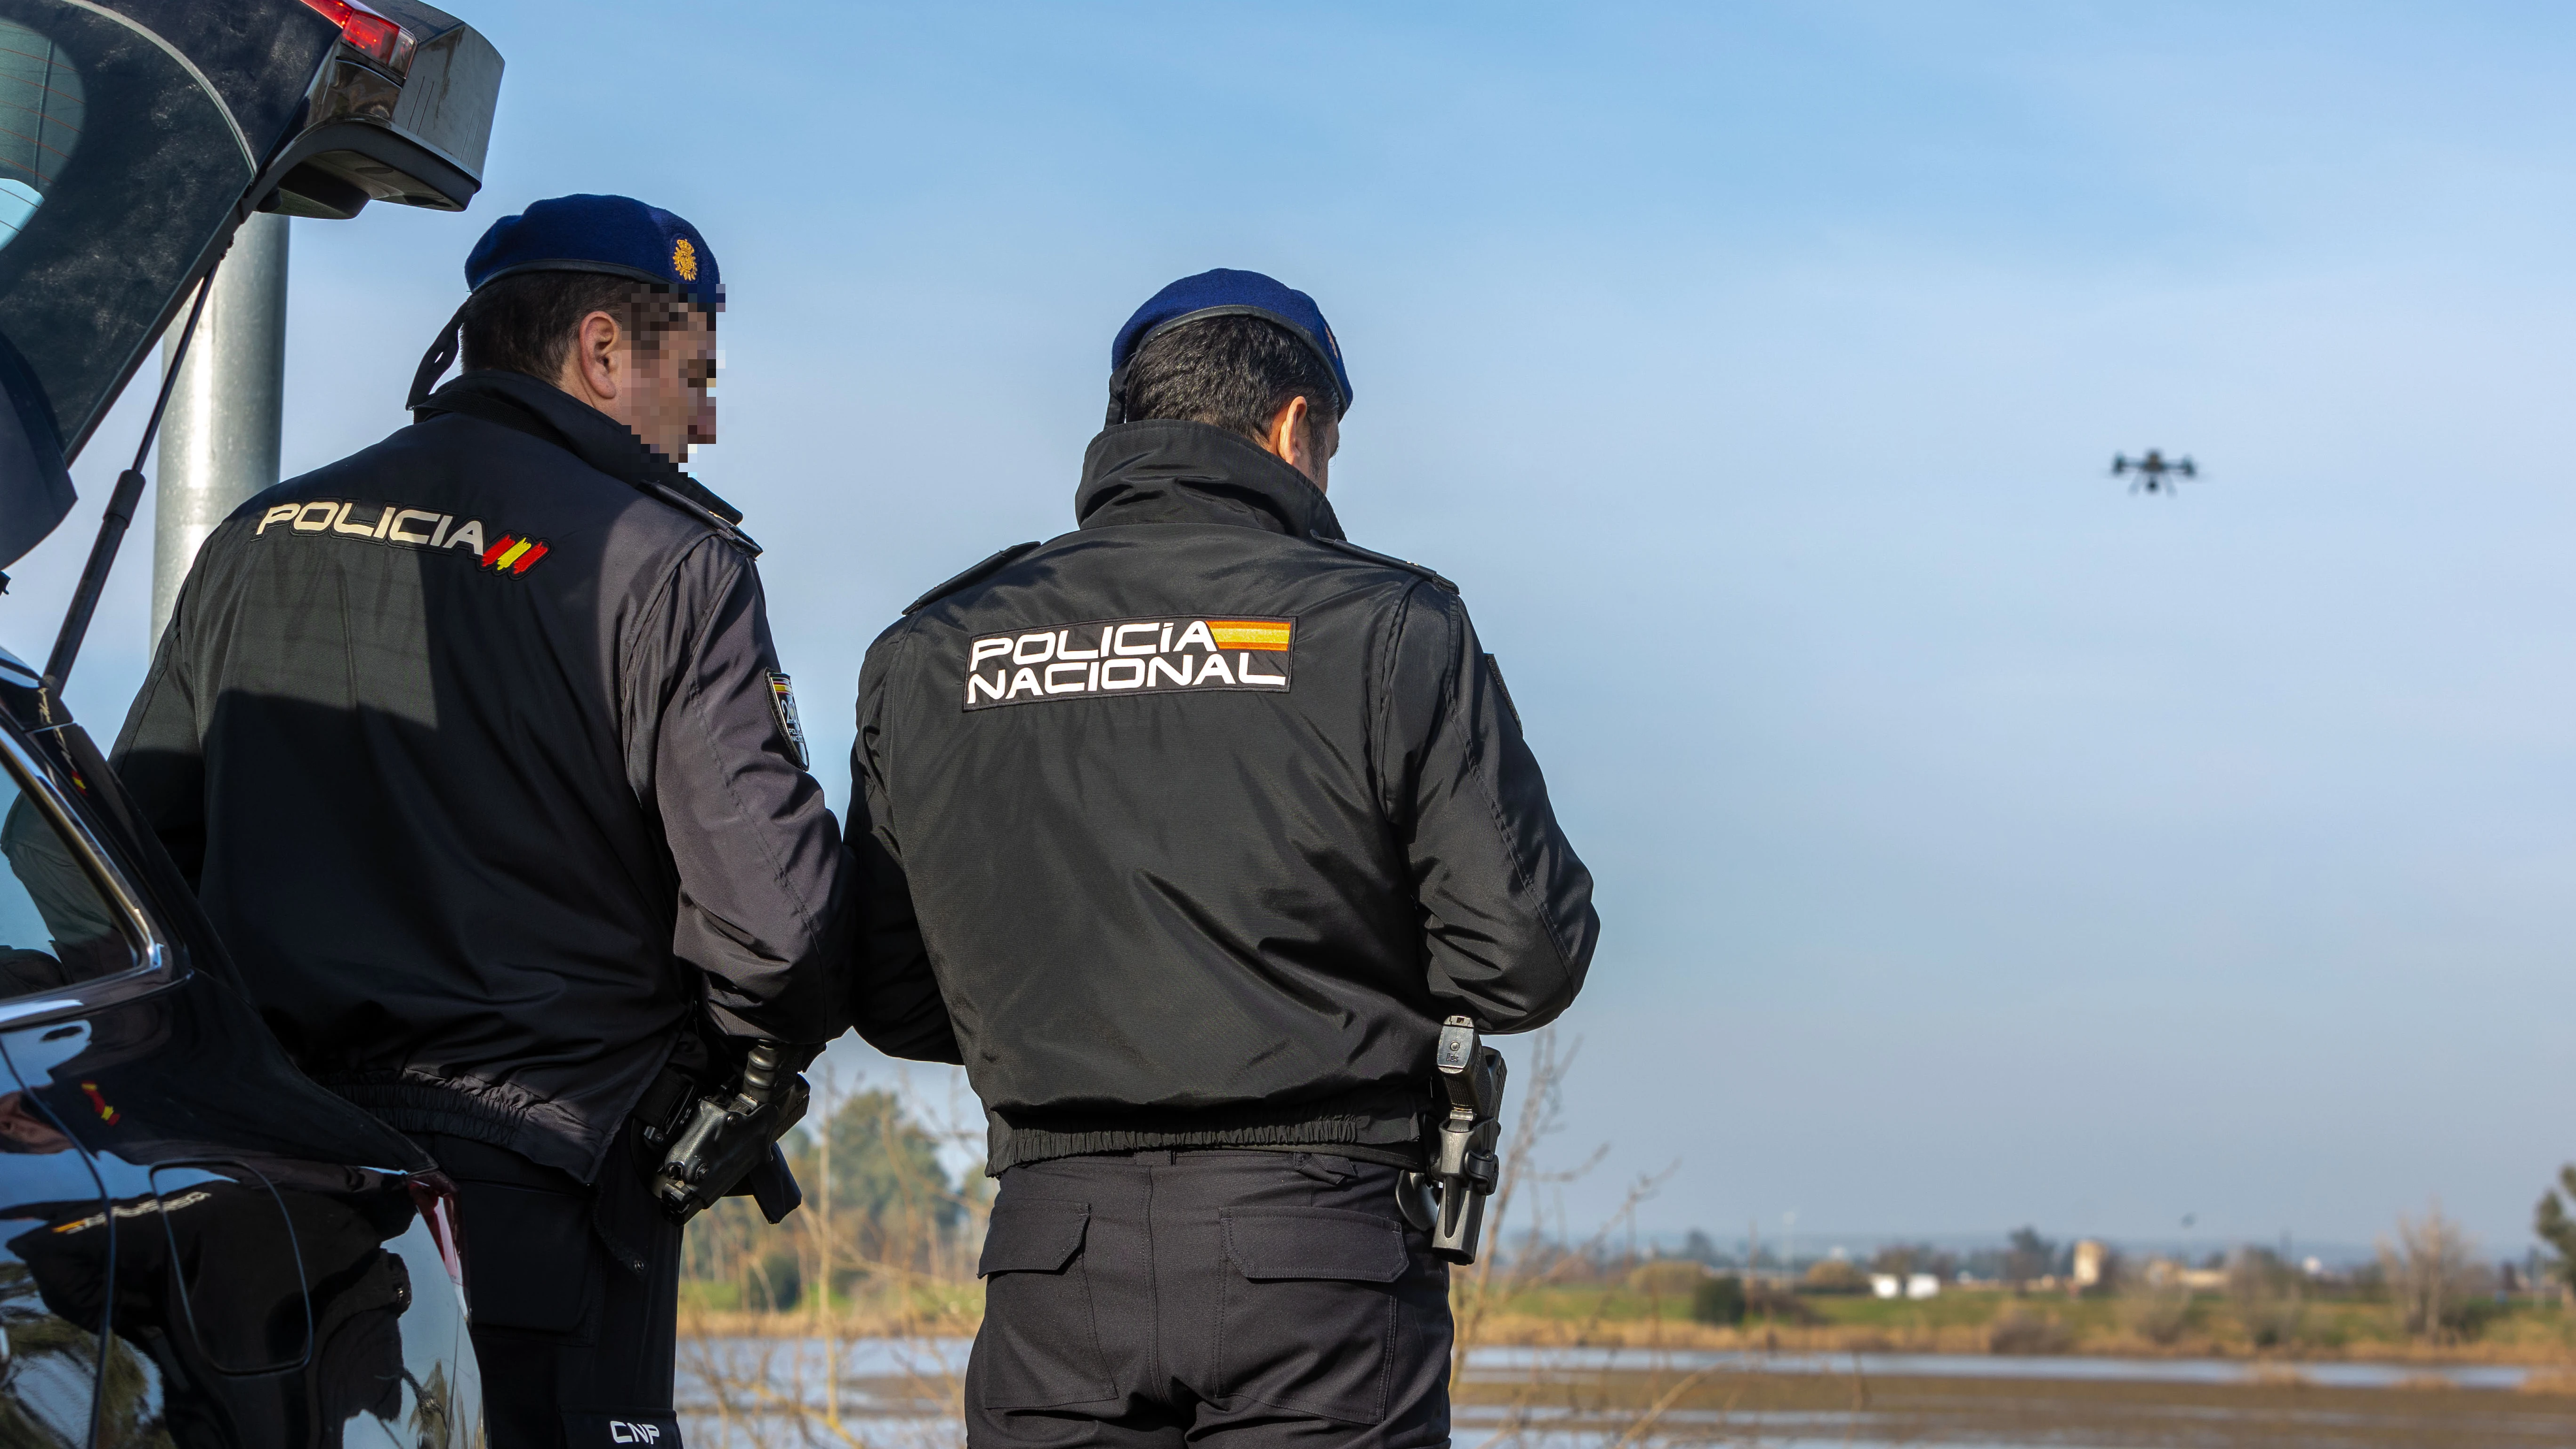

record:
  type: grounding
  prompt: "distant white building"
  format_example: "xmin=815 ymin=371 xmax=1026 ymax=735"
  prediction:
xmin=2072 ymin=1239 xmax=2109 ymax=1290
xmin=1870 ymin=1272 xmax=1941 ymax=1299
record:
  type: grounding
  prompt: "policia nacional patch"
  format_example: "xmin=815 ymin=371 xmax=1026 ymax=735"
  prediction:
xmin=963 ymin=616 xmax=1293 ymax=710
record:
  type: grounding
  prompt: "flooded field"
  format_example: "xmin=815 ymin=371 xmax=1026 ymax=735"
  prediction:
xmin=673 ymin=1339 xmax=2576 ymax=1448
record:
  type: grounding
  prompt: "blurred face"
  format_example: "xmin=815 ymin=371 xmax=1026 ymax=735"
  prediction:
xmin=557 ymin=299 xmax=718 ymax=462
xmin=624 ymin=306 xmax=718 ymax=459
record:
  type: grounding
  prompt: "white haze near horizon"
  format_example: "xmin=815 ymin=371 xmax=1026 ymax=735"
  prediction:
xmin=13 ymin=2 xmax=2576 ymax=1256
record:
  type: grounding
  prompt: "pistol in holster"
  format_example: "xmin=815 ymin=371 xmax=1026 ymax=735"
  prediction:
xmin=638 ymin=1040 xmax=811 ymax=1226
xmin=1398 ymin=1015 xmax=1507 ymax=1264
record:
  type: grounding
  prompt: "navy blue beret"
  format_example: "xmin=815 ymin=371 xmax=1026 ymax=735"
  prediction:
xmin=1111 ymin=268 xmax=1350 ymax=413
xmin=463 ymin=193 xmax=722 ymax=308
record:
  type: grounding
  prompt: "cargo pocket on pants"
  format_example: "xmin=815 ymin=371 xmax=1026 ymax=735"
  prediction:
xmin=1217 ymin=1206 xmax=1408 ymax=1425
xmin=973 ymin=1199 xmax=1114 ymax=1409
xmin=460 ymin=1181 xmax=598 ymax=1338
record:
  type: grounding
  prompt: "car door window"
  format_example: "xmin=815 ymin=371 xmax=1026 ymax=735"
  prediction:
xmin=0 ymin=770 xmax=138 ymax=1000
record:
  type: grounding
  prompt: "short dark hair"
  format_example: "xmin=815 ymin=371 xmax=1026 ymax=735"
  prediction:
xmin=459 ymin=271 xmax=704 ymax=380
xmin=1113 ymin=314 xmax=1342 ymax=453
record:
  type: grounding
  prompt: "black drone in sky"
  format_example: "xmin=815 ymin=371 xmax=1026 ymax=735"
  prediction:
xmin=2112 ymin=450 xmax=2197 ymax=494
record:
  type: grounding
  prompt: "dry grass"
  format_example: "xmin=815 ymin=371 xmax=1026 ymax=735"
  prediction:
xmin=1452 ymin=1309 xmax=2576 ymax=1363
xmin=2516 ymin=1367 xmax=2576 ymax=1396
xmin=1459 ymin=1366 xmax=2576 ymax=1448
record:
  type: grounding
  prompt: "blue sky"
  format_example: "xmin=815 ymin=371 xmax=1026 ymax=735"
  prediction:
xmin=16 ymin=1 xmax=2576 ymax=1252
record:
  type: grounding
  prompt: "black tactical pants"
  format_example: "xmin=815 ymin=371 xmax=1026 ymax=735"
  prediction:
xmin=423 ymin=1129 xmax=683 ymax=1449
xmin=968 ymin=1149 xmax=1452 ymax=1448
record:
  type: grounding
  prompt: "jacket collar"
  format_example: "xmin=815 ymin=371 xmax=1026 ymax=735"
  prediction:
xmin=1075 ymin=420 xmax=1344 ymax=540
xmin=414 ymin=369 xmax=745 ymax=528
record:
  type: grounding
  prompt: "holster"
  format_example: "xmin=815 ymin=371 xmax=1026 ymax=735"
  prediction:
xmin=1397 ymin=1015 xmax=1506 ymax=1264
xmin=636 ymin=1040 xmax=809 ymax=1226
xmin=738 ymin=1144 xmax=803 ymax=1223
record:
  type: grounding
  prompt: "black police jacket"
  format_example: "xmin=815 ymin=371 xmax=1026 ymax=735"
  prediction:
xmin=112 ymin=370 xmax=849 ymax=1183
xmin=853 ymin=420 xmax=1598 ymax=1172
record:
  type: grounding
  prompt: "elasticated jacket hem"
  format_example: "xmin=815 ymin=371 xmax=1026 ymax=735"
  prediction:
xmin=990 ymin=1088 xmax=1425 ymax=1172
xmin=319 ymin=1067 xmax=629 ymax=1180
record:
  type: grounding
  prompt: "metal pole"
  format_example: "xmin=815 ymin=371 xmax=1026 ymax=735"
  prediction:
xmin=151 ymin=211 xmax=289 ymax=646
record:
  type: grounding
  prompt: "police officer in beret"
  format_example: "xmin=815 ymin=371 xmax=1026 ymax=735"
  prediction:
xmin=113 ymin=194 xmax=848 ymax=1444
xmin=849 ymin=269 xmax=1601 ymax=1445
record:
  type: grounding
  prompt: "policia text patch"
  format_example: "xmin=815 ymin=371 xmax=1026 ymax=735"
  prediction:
xmin=963 ymin=616 xmax=1292 ymax=710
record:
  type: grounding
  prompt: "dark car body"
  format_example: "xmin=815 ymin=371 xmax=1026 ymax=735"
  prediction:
xmin=0 ymin=656 xmax=477 ymax=1445
xmin=0 ymin=0 xmax=502 ymax=1442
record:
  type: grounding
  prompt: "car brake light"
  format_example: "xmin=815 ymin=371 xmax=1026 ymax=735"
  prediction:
xmin=407 ymin=1172 xmax=469 ymax=1288
xmin=299 ymin=0 xmax=417 ymax=78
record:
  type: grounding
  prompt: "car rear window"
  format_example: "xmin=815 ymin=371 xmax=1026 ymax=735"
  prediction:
xmin=0 ymin=5 xmax=252 ymax=458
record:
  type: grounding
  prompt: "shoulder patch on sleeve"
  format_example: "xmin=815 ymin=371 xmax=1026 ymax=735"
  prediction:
xmin=766 ymin=671 xmax=811 ymax=769
xmin=903 ymin=541 xmax=1044 ymax=615
xmin=1313 ymin=537 xmax=1457 ymax=593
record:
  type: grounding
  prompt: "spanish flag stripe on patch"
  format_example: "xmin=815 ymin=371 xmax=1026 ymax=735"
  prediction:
xmin=1207 ymin=620 xmax=1293 ymax=651
xmin=481 ymin=536 xmax=515 ymax=568
xmin=511 ymin=541 xmax=548 ymax=574
xmin=494 ymin=539 xmax=534 ymax=572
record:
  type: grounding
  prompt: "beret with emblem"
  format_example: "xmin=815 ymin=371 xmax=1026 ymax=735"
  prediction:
xmin=409 ymin=193 xmax=722 ymax=409
xmin=463 ymin=193 xmax=722 ymax=308
xmin=1111 ymin=268 xmax=1350 ymax=417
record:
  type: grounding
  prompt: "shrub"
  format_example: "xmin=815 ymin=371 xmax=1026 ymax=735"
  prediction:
xmin=1746 ymin=1280 xmax=1825 ymax=1324
xmin=1802 ymin=1259 xmax=1869 ymax=1295
xmin=2124 ymin=1288 xmax=2193 ymax=1346
xmin=1988 ymin=1309 xmax=2073 ymax=1355
xmin=2230 ymin=1248 xmax=2304 ymax=1348
xmin=1629 ymin=1259 xmax=1711 ymax=1297
xmin=1691 ymin=1274 xmax=1747 ymax=1326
